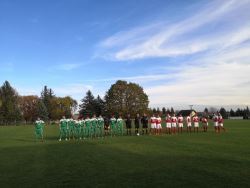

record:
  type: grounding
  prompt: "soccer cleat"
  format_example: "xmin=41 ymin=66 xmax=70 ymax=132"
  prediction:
xmin=65 ymin=138 xmax=68 ymax=141
xmin=59 ymin=139 xmax=62 ymax=142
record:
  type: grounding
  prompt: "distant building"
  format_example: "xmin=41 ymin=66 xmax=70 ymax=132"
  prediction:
xmin=177 ymin=110 xmax=196 ymax=117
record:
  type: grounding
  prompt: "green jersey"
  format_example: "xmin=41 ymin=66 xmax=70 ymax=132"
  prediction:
xmin=85 ymin=118 xmax=91 ymax=128
xmin=35 ymin=120 xmax=44 ymax=130
xmin=91 ymin=118 xmax=98 ymax=128
xmin=68 ymin=119 xmax=75 ymax=129
xmin=110 ymin=118 xmax=117 ymax=127
xmin=60 ymin=119 xmax=68 ymax=129
xmin=117 ymin=118 xmax=123 ymax=127
xmin=98 ymin=117 xmax=104 ymax=127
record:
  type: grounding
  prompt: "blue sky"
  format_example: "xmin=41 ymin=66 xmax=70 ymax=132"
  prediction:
xmin=1 ymin=0 xmax=250 ymax=109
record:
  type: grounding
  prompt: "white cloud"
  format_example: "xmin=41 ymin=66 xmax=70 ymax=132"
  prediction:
xmin=97 ymin=0 xmax=250 ymax=61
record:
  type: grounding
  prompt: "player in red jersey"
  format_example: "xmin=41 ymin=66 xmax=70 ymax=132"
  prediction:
xmin=150 ymin=114 xmax=157 ymax=135
xmin=186 ymin=114 xmax=192 ymax=133
xmin=193 ymin=113 xmax=199 ymax=133
xmin=166 ymin=113 xmax=172 ymax=134
xmin=177 ymin=114 xmax=184 ymax=133
xmin=202 ymin=116 xmax=208 ymax=132
xmin=213 ymin=113 xmax=219 ymax=133
xmin=156 ymin=114 xmax=162 ymax=135
xmin=171 ymin=114 xmax=177 ymax=134
xmin=218 ymin=113 xmax=226 ymax=132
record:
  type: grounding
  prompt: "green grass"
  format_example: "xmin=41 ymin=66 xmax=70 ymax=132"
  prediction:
xmin=0 ymin=120 xmax=250 ymax=188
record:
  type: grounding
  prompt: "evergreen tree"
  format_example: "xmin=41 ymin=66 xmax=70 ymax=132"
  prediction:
xmin=229 ymin=109 xmax=235 ymax=117
xmin=219 ymin=107 xmax=227 ymax=119
xmin=162 ymin=107 xmax=166 ymax=115
xmin=40 ymin=86 xmax=55 ymax=119
xmin=79 ymin=90 xmax=96 ymax=116
xmin=94 ymin=95 xmax=104 ymax=116
xmin=36 ymin=99 xmax=49 ymax=121
xmin=170 ymin=107 xmax=175 ymax=114
xmin=0 ymin=81 xmax=21 ymax=125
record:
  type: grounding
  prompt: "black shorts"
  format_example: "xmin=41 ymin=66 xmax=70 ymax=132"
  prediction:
xmin=142 ymin=125 xmax=148 ymax=128
xmin=135 ymin=125 xmax=139 ymax=129
xmin=104 ymin=125 xmax=109 ymax=130
xmin=126 ymin=125 xmax=131 ymax=129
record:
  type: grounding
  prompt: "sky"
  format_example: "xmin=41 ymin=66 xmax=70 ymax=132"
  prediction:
xmin=1 ymin=0 xmax=250 ymax=110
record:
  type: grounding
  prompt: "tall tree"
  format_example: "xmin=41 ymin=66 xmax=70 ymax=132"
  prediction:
xmin=40 ymin=86 xmax=55 ymax=119
xmin=0 ymin=81 xmax=21 ymax=125
xmin=19 ymin=95 xmax=39 ymax=122
xmin=94 ymin=95 xmax=104 ymax=116
xmin=162 ymin=107 xmax=166 ymax=115
xmin=204 ymin=108 xmax=209 ymax=114
xmin=104 ymin=80 xmax=149 ymax=117
xmin=79 ymin=90 xmax=96 ymax=116
xmin=219 ymin=107 xmax=227 ymax=119
xmin=36 ymin=99 xmax=49 ymax=121
xmin=170 ymin=107 xmax=175 ymax=114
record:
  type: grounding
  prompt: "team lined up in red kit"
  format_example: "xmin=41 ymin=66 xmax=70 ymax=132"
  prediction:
xmin=149 ymin=112 xmax=225 ymax=135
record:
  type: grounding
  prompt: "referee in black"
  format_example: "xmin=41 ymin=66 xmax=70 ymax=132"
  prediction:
xmin=125 ymin=114 xmax=132 ymax=135
xmin=134 ymin=113 xmax=140 ymax=135
xmin=141 ymin=113 xmax=149 ymax=135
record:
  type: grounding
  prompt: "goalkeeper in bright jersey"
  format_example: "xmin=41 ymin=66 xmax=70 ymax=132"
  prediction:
xmin=34 ymin=117 xmax=45 ymax=141
xmin=59 ymin=116 xmax=68 ymax=141
xmin=97 ymin=115 xmax=104 ymax=138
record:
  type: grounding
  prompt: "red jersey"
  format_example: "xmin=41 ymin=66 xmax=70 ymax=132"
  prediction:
xmin=186 ymin=116 xmax=191 ymax=123
xmin=178 ymin=116 xmax=183 ymax=123
xmin=202 ymin=118 xmax=208 ymax=123
xmin=150 ymin=117 xmax=156 ymax=124
xmin=171 ymin=117 xmax=177 ymax=123
xmin=213 ymin=115 xmax=218 ymax=122
xmin=156 ymin=117 xmax=161 ymax=124
xmin=218 ymin=116 xmax=223 ymax=123
xmin=193 ymin=116 xmax=199 ymax=122
xmin=166 ymin=116 xmax=171 ymax=123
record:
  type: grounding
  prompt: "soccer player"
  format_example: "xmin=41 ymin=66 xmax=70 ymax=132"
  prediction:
xmin=110 ymin=115 xmax=117 ymax=137
xmin=156 ymin=114 xmax=162 ymax=135
xmin=202 ymin=116 xmax=208 ymax=132
xmin=186 ymin=114 xmax=192 ymax=133
xmin=141 ymin=113 xmax=148 ymax=135
xmin=117 ymin=115 xmax=124 ymax=136
xmin=68 ymin=118 xmax=75 ymax=140
xmin=97 ymin=115 xmax=104 ymax=138
xmin=218 ymin=113 xmax=226 ymax=132
xmin=74 ymin=119 xmax=81 ymax=140
xmin=79 ymin=118 xmax=85 ymax=140
xmin=59 ymin=116 xmax=68 ymax=141
xmin=104 ymin=116 xmax=110 ymax=137
xmin=213 ymin=113 xmax=219 ymax=133
xmin=150 ymin=114 xmax=157 ymax=135
xmin=85 ymin=116 xmax=91 ymax=138
xmin=166 ymin=113 xmax=172 ymax=134
xmin=91 ymin=114 xmax=98 ymax=138
xmin=34 ymin=117 xmax=45 ymax=142
xmin=125 ymin=114 xmax=132 ymax=136
xmin=177 ymin=114 xmax=184 ymax=133
xmin=134 ymin=113 xmax=140 ymax=135
xmin=193 ymin=113 xmax=199 ymax=133
xmin=171 ymin=114 xmax=177 ymax=134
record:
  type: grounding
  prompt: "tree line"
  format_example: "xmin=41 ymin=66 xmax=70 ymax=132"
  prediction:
xmin=0 ymin=80 xmax=149 ymax=125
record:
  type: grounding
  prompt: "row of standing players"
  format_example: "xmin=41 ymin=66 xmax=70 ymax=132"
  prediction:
xmin=34 ymin=112 xmax=225 ymax=141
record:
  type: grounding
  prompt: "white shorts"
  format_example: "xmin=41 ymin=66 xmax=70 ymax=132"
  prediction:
xmin=194 ymin=122 xmax=199 ymax=127
xmin=156 ymin=124 xmax=162 ymax=129
xmin=172 ymin=123 xmax=177 ymax=128
xmin=214 ymin=122 xmax=218 ymax=127
xmin=166 ymin=123 xmax=171 ymax=128
xmin=151 ymin=124 xmax=156 ymax=129
xmin=178 ymin=123 xmax=183 ymax=128
xmin=219 ymin=123 xmax=223 ymax=127
xmin=187 ymin=123 xmax=192 ymax=127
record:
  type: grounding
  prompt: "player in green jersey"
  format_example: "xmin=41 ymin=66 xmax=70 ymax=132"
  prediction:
xmin=116 ymin=115 xmax=124 ymax=136
xmin=74 ymin=119 xmax=81 ymax=140
xmin=110 ymin=115 xmax=117 ymax=137
xmin=59 ymin=116 xmax=68 ymax=141
xmin=91 ymin=114 xmax=98 ymax=138
xmin=85 ymin=116 xmax=91 ymax=139
xmin=97 ymin=115 xmax=104 ymax=138
xmin=68 ymin=118 xmax=75 ymax=140
xmin=34 ymin=117 xmax=45 ymax=141
xmin=79 ymin=118 xmax=85 ymax=140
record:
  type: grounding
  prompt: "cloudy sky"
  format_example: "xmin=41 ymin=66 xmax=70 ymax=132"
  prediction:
xmin=1 ymin=0 xmax=250 ymax=110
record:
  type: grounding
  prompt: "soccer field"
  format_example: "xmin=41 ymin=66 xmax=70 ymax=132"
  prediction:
xmin=0 ymin=120 xmax=250 ymax=188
